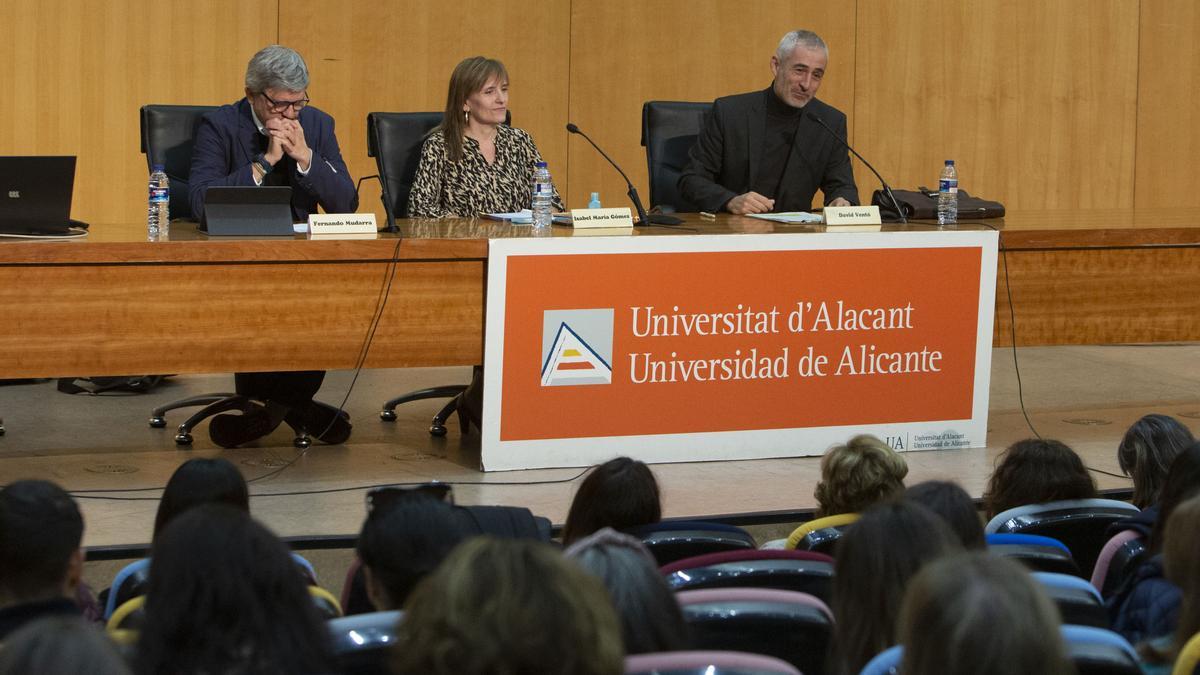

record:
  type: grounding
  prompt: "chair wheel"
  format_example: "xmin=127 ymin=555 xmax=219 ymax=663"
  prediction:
xmin=294 ymin=435 xmax=312 ymax=449
xmin=149 ymin=416 xmax=167 ymax=428
xmin=174 ymin=433 xmax=193 ymax=445
xmin=379 ymin=409 xmax=397 ymax=422
xmin=429 ymin=422 xmax=447 ymax=437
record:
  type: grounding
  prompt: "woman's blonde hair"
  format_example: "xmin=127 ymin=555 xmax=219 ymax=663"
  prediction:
xmin=438 ymin=56 xmax=508 ymax=163
xmin=814 ymin=434 xmax=908 ymax=517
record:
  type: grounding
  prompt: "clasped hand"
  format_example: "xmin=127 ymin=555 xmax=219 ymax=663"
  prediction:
xmin=264 ymin=118 xmax=311 ymax=171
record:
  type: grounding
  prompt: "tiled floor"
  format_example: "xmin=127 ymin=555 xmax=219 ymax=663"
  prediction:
xmin=3 ymin=343 xmax=1197 ymax=550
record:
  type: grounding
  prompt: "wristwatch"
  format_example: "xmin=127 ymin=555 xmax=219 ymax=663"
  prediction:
xmin=253 ymin=153 xmax=273 ymax=175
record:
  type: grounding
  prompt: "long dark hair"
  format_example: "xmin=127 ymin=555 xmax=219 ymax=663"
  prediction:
xmin=905 ymin=480 xmax=985 ymax=550
xmin=1148 ymin=443 xmax=1200 ymax=553
xmin=135 ymin=504 xmax=332 ymax=675
xmin=830 ymin=500 xmax=962 ymax=675
xmin=1143 ymin=493 xmax=1200 ymax=664
xmin=153 ymin=458 xmax=249 ymax=541
xmin=437 ymin=56 xmax=508 ymax=163
xmin=1118 ymin=414 xmax=1194 ymax=508
xmin=983 ymin=439 xmax=1097 ymax=519
xmin=562 ymin=457 xmax=662 ymax=545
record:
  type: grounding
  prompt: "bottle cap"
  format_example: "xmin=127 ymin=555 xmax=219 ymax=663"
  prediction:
xmin=590 ymin=192 xmax=599 ymax=200
xmin=536 ymin=161 xmax=548 ymax=168
xmin=945 ymin=160 xmax=954 ymax=165
xmin=152 ymin=164 xmax=165 ymax=171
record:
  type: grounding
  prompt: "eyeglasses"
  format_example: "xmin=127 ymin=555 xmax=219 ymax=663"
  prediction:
xmin=261 ymin=91 xmax=310 ymax=113
xmin=365 ymin=483 xmax=454 ymax=516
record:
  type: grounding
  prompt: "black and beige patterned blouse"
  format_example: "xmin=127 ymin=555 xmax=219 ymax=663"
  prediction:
xmin=407 ymin=125 xmax=565 ymax=218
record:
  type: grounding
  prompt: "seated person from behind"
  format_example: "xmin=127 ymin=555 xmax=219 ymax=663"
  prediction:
xmin=678 ymin=29 xmax=859 ymax=215
xmin=408 ymin=56 xmax=564 ymax=217
xmin=983 ymin=438 xmax=1097 ymax=520
xmin=187 ymin=44 xmax=356 ymax=448
xmin=0 ymin=481 xmax=86 ymax=640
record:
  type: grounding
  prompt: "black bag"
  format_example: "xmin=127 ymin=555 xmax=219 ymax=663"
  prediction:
xmin=56 ymin=375 xmax=168 ymax=395
xmin=872 ymin=187 xmax=1005 ymax=222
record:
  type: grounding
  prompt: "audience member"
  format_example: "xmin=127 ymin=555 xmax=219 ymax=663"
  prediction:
xmin=135 ymin=504 xmax=333 ymax=675
xmin=0 ymin=480 xmax=85 ymax=640
xmin=393 ymin=537 xmax=624 ymax=675
xmin=0 ymin=615 xmax=131 ymax=674
xmin=983 ymin=438 xmax=1097 ymax=519
xmin=355 ymin=492 xmax=467 ymax=611
xmin=1137 ymin=493 xmax=1200 ymax=673
xmin=814 ymin=435 xmax=908 ymax=518
xmin=153 ymin=457 xmax=250 ymax=540
xmin=829 ymin=500 xmax=962 ymax=675
xmin=897 ymin=552 xmax=1072 ymax=675
xmin=1110 ymin=443 xmax=1200 ymax=642
xmin=562 ymin=457 xmax=662 ymax=545
xmin=1118 ymin=414 xmax=1194 ymax=509
xmin=904 ymin=480 xmax=985 ymax=550
xmin=564 ymin=527 xmax=690 ymax=655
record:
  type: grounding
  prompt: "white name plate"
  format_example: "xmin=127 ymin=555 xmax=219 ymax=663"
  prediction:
xmin=569 ymin=207 xmax=634 ymax=229
xmin=308 ymin=213 xmax=378 ymax=237
xmin=824 ymin=205 xmax=882 ymax=225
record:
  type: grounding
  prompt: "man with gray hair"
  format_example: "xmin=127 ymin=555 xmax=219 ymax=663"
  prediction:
xmin=188 ymin=45 xmax=355 ymax=448
xmin=679 ymin=29 xmax=858 ymax=215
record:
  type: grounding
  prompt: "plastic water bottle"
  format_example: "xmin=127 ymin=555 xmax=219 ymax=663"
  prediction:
xmin=531 ymin=161 xmax=554 ymax=231
xmin=588 ymin=192 xmax=602 ymax=209
xmin=937 ymin=160 xmax=958 ymax=226
xmin=148 ymin=165 xmax=170 ymax=240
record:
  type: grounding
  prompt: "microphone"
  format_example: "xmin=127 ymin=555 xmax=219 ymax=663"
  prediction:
xmin=355 ymin=174 xmax=398 ymax=233
xmin=805 ymin=112 xmax=907 ymax=224
xmin=566 ymin=123 xmax=683 ymax=226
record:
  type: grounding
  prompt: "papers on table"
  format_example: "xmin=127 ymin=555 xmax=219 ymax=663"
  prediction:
xmin=746 ymin=212 xmax=824 ymax=224
xmin=486 ymin=210 xmax=573 ymax=225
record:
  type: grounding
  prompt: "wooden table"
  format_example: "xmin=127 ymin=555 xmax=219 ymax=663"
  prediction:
xmin=2 ymin=211 xmax=1197 ymax=379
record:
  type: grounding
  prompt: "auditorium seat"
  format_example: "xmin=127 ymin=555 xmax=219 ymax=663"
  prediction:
xmin=785 ymin=513 xmax=860 ymax=555
xmin=661 ymin=549 xmax=835 ymax=603
xmin=1061 ymin=624 xmax=1141 ymax=675
xmin=1173 ymin=631 xmax=1200 ymax=675
xmin=985 ymin=499 xmax=1140 ymax=577
xmin=327 ymin=610 xmax=402 ymax=675
xmin=1032 ymin=572 xmax=1109 ymax=629
xmin=987 ymin=532 xmax=1083 ymax=577
xmin=625 ymin=521 xmax=756 ymax=566
xmin=858 ymin=645 xmax=902 ymax=675
xmin=1090 ymin=530 xmax=1147 ymax=597
xmin=625 ymin=650 xmax=802 ymax=675
xmin=676 ymin=588 xmax=833 ymax=675
xmin=368 ymin=111 xmax=506 ymax=437
xmin=640 ymin=101 xmax=712 ymax=213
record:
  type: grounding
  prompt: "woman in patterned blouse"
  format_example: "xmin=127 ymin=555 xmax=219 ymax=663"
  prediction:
xmin=408 ymin=56 xmax=565 ymax=218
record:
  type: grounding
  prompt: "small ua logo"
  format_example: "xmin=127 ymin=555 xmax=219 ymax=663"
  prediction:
xmin=7 ymin=191 xmax=19 ymax=199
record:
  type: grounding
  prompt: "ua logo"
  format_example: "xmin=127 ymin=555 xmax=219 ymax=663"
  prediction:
xmin=540 ymin=309 xmax=614 ymax=386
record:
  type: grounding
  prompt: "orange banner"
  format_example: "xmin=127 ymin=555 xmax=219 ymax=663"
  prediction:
xmin=499 ymin=246 xmax=983 ymax=442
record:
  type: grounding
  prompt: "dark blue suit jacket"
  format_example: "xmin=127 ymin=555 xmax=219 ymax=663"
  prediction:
xmin=188 ymin=98 xmax=358 ymax=221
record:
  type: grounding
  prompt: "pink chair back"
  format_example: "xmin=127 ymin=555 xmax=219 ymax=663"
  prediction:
xmin=1090 ymin=530 xmax=1142 ymax=592
xmin=661 ymin=548 xmax=834 ymax=575
xmin=625 ymin=649 xmax=802 ymax=674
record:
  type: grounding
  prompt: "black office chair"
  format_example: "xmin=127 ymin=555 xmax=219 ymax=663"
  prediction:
xmin=139 ymin=104 xmax=316 ymax=448
xmin=985 ymin=499 xmax=1141 ymax=578
xmin=367 ymin=110 xmax=506 ymax=436
xmin=641 ymin=101 xmax=711 ymax=213
xmin=624 ymin=521 xmax=756 ymax=566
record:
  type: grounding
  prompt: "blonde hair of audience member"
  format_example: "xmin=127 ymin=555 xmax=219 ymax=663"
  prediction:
xmin=438 ymin=56 xmax=509 ymax=163
xmin=898 ymin=552 xmax=1072 ymax=675
xmin=392 ymin=537 xmax=624 ymax=675
xmin=814 ymin=434 xmax=908 ymax=518
xmin=1141 ymin=493 xmax=1200 ymax=665
xmin=830 ymin=500 xmax=962 ymax=675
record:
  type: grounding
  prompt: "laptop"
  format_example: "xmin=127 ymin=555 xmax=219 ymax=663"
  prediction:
xmin=0 ymin=156 xmax=78 ymax=236
xmin=201 ymin=186 xmax=295 ymax=236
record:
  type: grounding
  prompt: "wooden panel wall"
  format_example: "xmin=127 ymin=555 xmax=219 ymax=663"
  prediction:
xmin=0 ymin=1 xmax=1189 ymax=225
xmin=1136 ymin=0 xmax=1200 ymax=207
xmin=0 ymin=0 xmax=277 ymax=235
xmin=278 ymin=0 xmax=572 ymax=224
xmin=566 ymin=1 xmax=856 ymax=211
xmin=854 ymin=0 xmax=1139 ymax=210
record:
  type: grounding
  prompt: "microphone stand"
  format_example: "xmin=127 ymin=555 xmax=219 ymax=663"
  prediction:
xmin=566 ymin=123 xmax=683 ymax=226
xmin=806 ymin=113 xmax=907 ymax=224
xmin=355 ymin=174 xmax=399 ymax=233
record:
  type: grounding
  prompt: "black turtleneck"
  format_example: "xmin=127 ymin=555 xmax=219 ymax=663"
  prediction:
xmin=750 ymin=87 xmax=804 ymax=201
